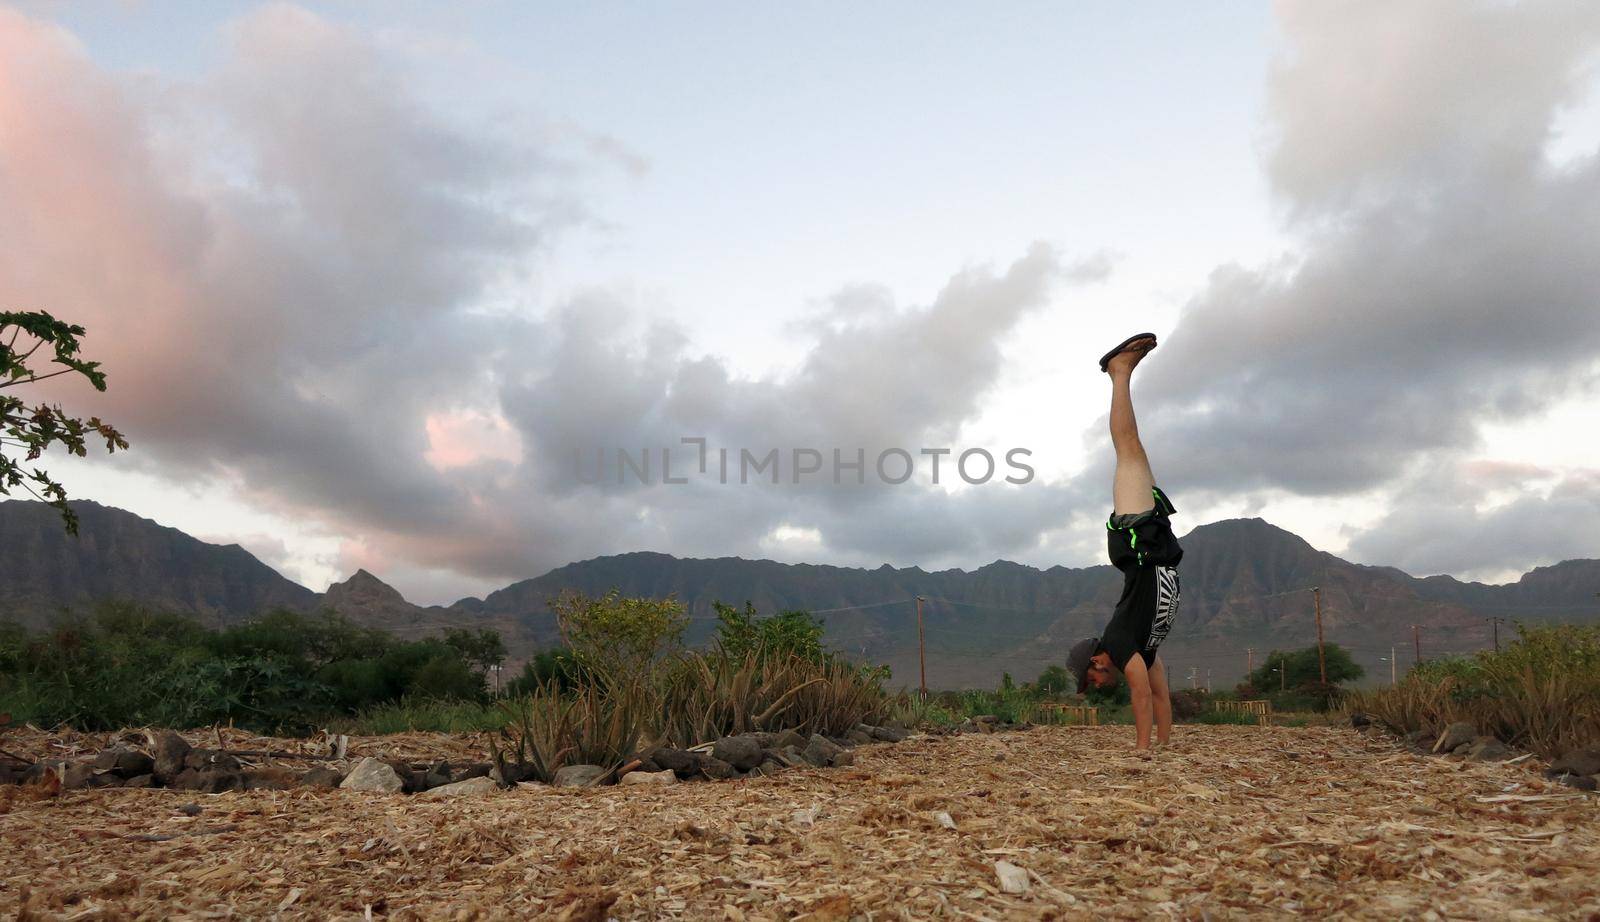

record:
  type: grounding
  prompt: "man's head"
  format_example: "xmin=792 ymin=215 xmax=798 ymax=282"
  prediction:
xmin=1067 ymin=637 xmax=1121 ymax=693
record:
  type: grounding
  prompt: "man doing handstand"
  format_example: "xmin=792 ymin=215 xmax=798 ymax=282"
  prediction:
xmin=1066 ymin=333 xmax=1183 ymax=751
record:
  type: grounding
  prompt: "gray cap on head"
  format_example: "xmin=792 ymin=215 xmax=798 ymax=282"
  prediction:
xmin=1066 ymin=637 xmax=1100 ymax=695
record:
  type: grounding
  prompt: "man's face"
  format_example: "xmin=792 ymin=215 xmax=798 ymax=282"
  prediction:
xmin=1086 ymin=652 xmax=1119 ymax=689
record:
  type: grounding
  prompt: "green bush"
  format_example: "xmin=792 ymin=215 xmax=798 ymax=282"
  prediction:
xmin=0 ymin=604 xmax=487 ymax=733
xmin=1347 ymin=623 xmax=1600 ymax=758
xmin=712 ymin=601 xmax=826 ymax=662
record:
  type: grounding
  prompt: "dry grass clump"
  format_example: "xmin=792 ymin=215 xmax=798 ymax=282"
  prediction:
xmin=655 ymin=651 xmax=893 ymax=745
xmin=1348 ymin=623 xmax=1600 ymax=758
xmin=491 ymin=592 xmax=896 ymax=776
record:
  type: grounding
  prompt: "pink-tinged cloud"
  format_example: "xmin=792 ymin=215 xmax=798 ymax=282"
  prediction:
xmin=424 ymin=410 xmax=523 ymax=471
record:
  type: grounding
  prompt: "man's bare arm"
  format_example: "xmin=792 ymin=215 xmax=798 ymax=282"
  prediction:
xmin=1121 ymin=654 xmax=1155 ymax=750
xmin=1148 ymin=654 xmax=1173 ymax=745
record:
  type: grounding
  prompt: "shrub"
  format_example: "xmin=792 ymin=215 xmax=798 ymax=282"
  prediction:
xmin=1347 ymin=623 xmax=1600 ymax=758
xmin=494 ymin=678 xmax=649 ymax=782
xmin=552 ymin=590 xmax=687 ymax=682
xmin=654 ymin=648 xmax=890 ymax=745
xmin=712 ymin=602 xmax=826 ymax=663
xmin=1169 ymin=688 xmax=1210 ymax=720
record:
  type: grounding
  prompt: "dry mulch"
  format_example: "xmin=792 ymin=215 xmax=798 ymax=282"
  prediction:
xmin=2 ymin=725 xmax=1598 ymax=919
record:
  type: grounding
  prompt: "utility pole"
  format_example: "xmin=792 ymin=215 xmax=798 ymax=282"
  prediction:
xmin=1205 ymin=669 xmax=1212 ymax=693
xmin=916 ymin=596 xmax=927 ymax=701
xmin=1390 ymin=645 xmax=1397 ymax=686
xmin=1188 ymin=666 xmax=1199 ymax=690
xmin=1279 ymin=660 xmax=1286 ymax=693
xmin=1487 ymin=616 xmax=1504 ymax=653
xmin=1246 ymin=647 xmax=1255 ymax=676
xmin=1312 ymin=586 xmax=1327 ymax=684
xmin=1412 ymin=624 xmax=1422 ymax=666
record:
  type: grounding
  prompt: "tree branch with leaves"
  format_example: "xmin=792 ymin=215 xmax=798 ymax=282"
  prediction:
xmin=1 ymin=310 xmax=128 ymax=534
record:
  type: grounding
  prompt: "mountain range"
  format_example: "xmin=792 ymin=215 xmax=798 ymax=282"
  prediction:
xmin=3 ymin=499 xmax=1596 ymax=688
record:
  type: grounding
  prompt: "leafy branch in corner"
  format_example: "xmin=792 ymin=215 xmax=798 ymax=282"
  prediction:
xmin=1 ymin=310 xmax=128 ymax=534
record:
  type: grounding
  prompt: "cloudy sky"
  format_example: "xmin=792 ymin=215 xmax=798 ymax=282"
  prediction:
xmin=3 ymin=1 xmax=1597 ymax=604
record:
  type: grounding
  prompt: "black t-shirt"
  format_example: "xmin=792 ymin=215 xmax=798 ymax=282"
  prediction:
xmin=1099 ymin=488 xmax=1183 ymax=671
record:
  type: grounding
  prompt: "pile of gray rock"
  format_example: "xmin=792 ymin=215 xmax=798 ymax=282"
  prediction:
xmin=2 ymin=722 xmax=915 ymax=796
xmin=0 ymin=730 xmax=494 ymax=795
xmin=505 ymin=723 xmax=913 ymax=789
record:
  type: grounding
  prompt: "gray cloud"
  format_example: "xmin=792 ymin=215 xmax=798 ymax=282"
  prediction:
xmin=1345 ymin=465 xmax=1600 ymax=579
xmin=1123 ymin=2 xmax=1600 ymax=500
xmin=0 ymin=5 xmax=1105 ymax=594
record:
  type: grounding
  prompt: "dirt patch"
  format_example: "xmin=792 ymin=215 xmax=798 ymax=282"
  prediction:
xmin=2 ymin=725 xmax=1597 ymax=919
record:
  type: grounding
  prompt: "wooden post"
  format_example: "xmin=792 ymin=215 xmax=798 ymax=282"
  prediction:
xmin=1279 ymin=658 xmax=1286 ymax=693
xmin=1313 ymin=586 xmax=1326 ymax=684
xmin=1246 ymin=647 xmax=1254 ymax=676
xmin=916 ymin=596 xmax=926 ymax=701
xmin=1390 ymin=645 xmax=1397 ymax=685
xmin=1413 ymin=624 xmax=1421 ymax=666
xmin=1488 ymin=616 xmax=1503 ymax=653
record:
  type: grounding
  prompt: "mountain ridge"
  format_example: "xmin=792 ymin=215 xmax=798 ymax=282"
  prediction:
xmin=3 ymin=499 xmax=1596 ymax=686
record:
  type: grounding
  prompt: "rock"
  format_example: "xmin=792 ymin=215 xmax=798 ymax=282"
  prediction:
xmin=94 ymin=746 xmax=155 ymax=778
xmin=339 ymin=757 xmax=406 ymax=794
xmin=699 ymin=756 xmax=738 ymax=780
xmin=870 ymin=725 xmax=910 ymax=743
xmin=747 ymin=760 xmax=785 ymax=778
xmin=455 ymin=763 xmax=492 ymax=781
xmin=152 ymin=731 xmax=192 ymax=777
xmin=553 ymin=764 xmax=609 ymax=788
xmin=651 ymin=748 xmax=699 ymax=775
xmin=773 ymin=729 xmax=807 ymax=751
xmin=58 ymin=762 xmax=95 ymax=791
xmin=420 ymin=776 xmax=500 ymax=798
xmin=172 ymin=770 xmax=243 ymax=794
xmin=994 ymin=861 xmax=1030 ymax=895
xmin=88 ymin=771 xmax=125 ymax=788
xmin=1547 ymin=746 xmax=1600 ymax=778
xmin=1404 ymin=729 xmax=1431 ymax=747
xmin=184 ymin=750 xmax=241 ymax=773
xmin=1349 ymin=712 xmax=1372 ymax=729
xmin=301 ymin=766 xmax=345 ymax=789
xmin=177 ymin=802 xmax=203 ymax=816
xmin=242 ymin=769 xmax=300 ymax=791
xmin=792 ymin=804 xmax=821 ymax=825
xmin=712 ymin=736 xmax=765 ymax=771
xmin=831 ymin=750 xmax=855 ymax=767
xmin=766 ymin=747 xmax=803 ymax=768
xmin=1465 ymin=737 xmax=1511 ymax=762
xmin=748 ymin=732 xmax=779 ymax=747
xmin=1555 ymin=773 xmax=1597 ymax=791
xmin=123 ymin=774 xmax=156 ymax=789
xmin=1433 ymin=722 xmax=1477 ymax=754
xmin=935 ymin=811 xmax=957 ymax=830
xmin=802 ymin=734 xmax=844 ymax=767
xmin=491 ymin=762 xmax=541 ymax=785
xmin=621 ymin=769 xmax=678 ymax=786
xmin=846 ymin=729 xmax=874 ymax=746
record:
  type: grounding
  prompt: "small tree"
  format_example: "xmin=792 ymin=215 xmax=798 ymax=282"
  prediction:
xmin=2 ymin=311 xmax=128 ymax=533
xmin=712 ymin=600 xmax=827 ymax=662
xmin=443 ymin=628 xmax=507 ymax=675
xmin=1035 ymin=664 xmax=1072 ymax=696
xmin=551 ymin=589 xmax=687 ymax=683
xmin=1247 ymin=644 xmax=1364 ymax=691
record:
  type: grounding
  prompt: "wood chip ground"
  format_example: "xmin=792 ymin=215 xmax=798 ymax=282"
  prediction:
xmin=2 ymin=725 xmax=1598 ymax=919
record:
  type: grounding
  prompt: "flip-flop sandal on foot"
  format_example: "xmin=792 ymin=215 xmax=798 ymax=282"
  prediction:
xmin=1098 ymin=332 xmax=1158 ymax=372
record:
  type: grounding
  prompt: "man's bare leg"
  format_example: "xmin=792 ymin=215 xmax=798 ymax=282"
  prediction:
xmin=1106 ymin=336 xmax=1157 ymax=515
